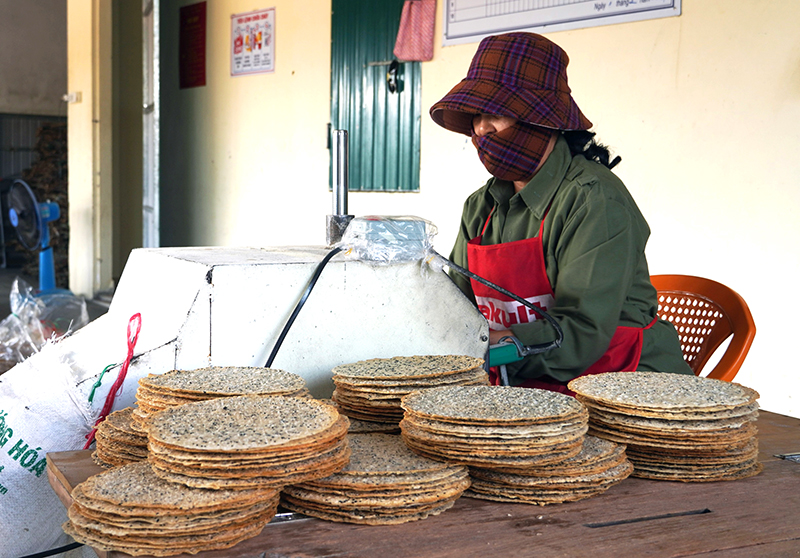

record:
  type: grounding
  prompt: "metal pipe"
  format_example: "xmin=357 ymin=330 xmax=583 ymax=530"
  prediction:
xmin=327 ymin=129 xmax=353 ymax=246
xmin=331 ymin=130 xmax=348 ymax=215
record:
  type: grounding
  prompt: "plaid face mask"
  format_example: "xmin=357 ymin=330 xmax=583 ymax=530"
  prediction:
xmin=472 ymin=121 xmax=552 ymax=182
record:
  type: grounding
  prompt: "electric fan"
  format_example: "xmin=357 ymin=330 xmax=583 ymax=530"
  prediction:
xmin=7 ymin=179 xmax=61 ymax=292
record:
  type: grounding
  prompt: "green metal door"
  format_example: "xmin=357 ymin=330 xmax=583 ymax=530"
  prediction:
xmin=331 ymin=0 xmax=421 ymax=192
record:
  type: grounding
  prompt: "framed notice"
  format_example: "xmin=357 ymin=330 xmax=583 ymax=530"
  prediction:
xmin=231 ymin=8 xmax=275 ymax=76
xmin=444 ymin=0 xmax=681 ymax=46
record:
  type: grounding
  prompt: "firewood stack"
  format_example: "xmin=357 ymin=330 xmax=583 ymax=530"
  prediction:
xmin=14 ymin=122 xmax=69 ymax=289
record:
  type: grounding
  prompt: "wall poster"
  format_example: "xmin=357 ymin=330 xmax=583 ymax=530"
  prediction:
xmin=444 ymin=0 xmax=681 ymax=46
xmin=180 ymin=2 xmax=207 ymax=88
xmin=231 ymin=7 xmax=275 ymax=76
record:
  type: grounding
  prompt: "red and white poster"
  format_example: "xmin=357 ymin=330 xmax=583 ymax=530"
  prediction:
xmin=231 ymin=7 xmax=275 ymax=76
xmin=180 ymin=1 xmax=207 ymax=88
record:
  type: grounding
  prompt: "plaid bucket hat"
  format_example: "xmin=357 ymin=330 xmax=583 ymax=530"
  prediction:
xmin=430 ymin=32 xmax=592 ymax=136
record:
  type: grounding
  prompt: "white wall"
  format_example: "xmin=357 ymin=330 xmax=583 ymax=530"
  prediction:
xmin=158 ymin=1 xmax=800 ymax=418
xmin=0 ymin=0 xmax=67 ymax=116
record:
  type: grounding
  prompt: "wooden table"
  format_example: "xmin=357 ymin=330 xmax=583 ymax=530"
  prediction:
xmin=47 ymin=410 xmax=800 ymax=558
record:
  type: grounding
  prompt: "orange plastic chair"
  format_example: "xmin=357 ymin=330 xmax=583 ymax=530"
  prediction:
xmin=650 ymin=275 xmax=756 ymax=382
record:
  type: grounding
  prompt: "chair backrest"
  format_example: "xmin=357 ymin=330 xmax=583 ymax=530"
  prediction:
xmin=650 ymin=275 xmax=756 ymax=382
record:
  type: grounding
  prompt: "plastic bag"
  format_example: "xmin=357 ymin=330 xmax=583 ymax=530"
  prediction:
xmin=337 ymin=215 xmax=438 ymax=264
xmin=0 ymin=278 xmax=89 ymax=373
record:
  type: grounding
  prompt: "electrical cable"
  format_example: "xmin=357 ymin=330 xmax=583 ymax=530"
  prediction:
xmin=432 ymin=250 xmax=563 ymax=355
xmin=263 ymin=245 xmax=562 ymax=368
xmin=19 ymin=542 xmax=83 ymax=558
xmin=265 ymin=247 xmax=343 ymax=367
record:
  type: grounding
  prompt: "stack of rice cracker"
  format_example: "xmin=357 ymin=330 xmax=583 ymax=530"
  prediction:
xmin=331 ymin=355 xmax=489 ymax=423
xmin=400 ymin=385 xmax=633 ymax=505
xmin=282 ymin=432 xmax=470 ymax=524
xmin=92 ymin=407 xmax=148 ymax=468
xmin=93 ymin=366 xmax=309 ymax=467
xmin=63 ymin=461 xmax=280 ymax=555
xmin=145 ymin=395 xmax=351 ymax=490
xmin=568 ymin=371 xmax=761 ymax=482
xmin=131 ymin=366 xmax=309 ymax=432
xmin=65 ymin=367 xmax=349 ymax=555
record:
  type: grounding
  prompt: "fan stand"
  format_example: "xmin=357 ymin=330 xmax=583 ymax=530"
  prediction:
xmin=37 ymin=220 xmax=56 ymax=292
xmin=7 ymin=179 xmax=63 ymax=294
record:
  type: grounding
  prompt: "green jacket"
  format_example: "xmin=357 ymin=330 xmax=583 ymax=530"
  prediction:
xmin=449 ymin=135 xmax=693 ymax=385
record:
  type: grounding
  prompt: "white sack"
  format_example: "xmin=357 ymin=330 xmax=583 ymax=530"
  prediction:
xmin=0 ymin=345 xmax=93 ymax=558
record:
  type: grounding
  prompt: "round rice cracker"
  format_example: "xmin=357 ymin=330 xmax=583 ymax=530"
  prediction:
xmin=401 ymin=435 xmax=585 ymax=458
xmin=75 ymin=462 xmax=279 ymax=513
xmin=281 ymin=475 xmax=470 ymax=510
xmin=146 ymin=415 xmax=349 ymax=463
xmin=628 ymin=455 xmax=760 ymax=476
xmin=568 ymin=371 xmax=759 ymax=412
xmin=402 ymin=435 xmax=583 ymax=472
xmin=626 ymin=437 xmax=759 ymax=466
xmin=287 ymin=432 xmax=467 ymax=491
xmin=147 ymin=438 xmax=347 ymax=470
xmin=319 ymin=397 xmax=402 ymax=432
xmin=463 ymin=486 xmax=605 ymax=505
xmin=585 ymin=405 xmax=759 ymax=432
xmin=62 ymin=518 xmax=267 ymax=556
xmin=333 ymin=433 xmax=452 ymax=475
xmin=150 ymin=444 xmax=351 ymax=490
xmin=96 ymin=427 xmax=148 ymax=450
xmin=468 ymin=460 xmax=634 ymax=490
xmin=146 ymin=416 xmax=348 ymax=461
xmin=469 ymin=436 xmax=629 ymax=479
xmin=67 ymin=501 xmax=276 ymax=537
xmin=139 ymin=366 xmax=306 ymax=396
xmin=96 ymin=428 xmax=148 ymax=451
xmin=332 ymin=355 xmax=485 ymax=380
xmin=399 ymin=419 xmax=587 ymax=449
xmin=146 ymin=438 xmax=351 ymax=480
xmin=280 ymin=493 xmax=460 ymax=525
xmin=135 ymin=390 xmax=208 ymax=412
xmin=146 ymin=395 xmax=345 ymax=453
xmin=402 ymin=438 xmax=587 ymax=460
xmin=332 ymin=389 xmax=405 ymax=406
xmin=586 ymin=418 xmax=758 ymax=443
xmin=302 ymin=468 xmax=469 ymax=494
xmin=71 ymin=486 xmax=278 ymax=523
xmin=333 ymin=368 xmax=490 ymax=392
xmin=94 ymin=445 xmax=147 ymax=468
xmin=586 ymin=423 xmax=757 ymax=451
xmin=347 ymin=417 xmax=400 ymax=434
xmin=400 ymin=413 xmax=587 ymax=439
xmin=281 ymin=491 xmax=463 ymax=515
xmin=332 ymin=404 xmax=405 ymax=424
xmin=101 ymin=407 xmax=149 ymax=438
xmin=401 ymin=385 xmax=588 ymax=425
xmin=630 ymin=459 xmax=763 ymax=482
xmin=580 ymin=398 xmax=761 ymax=422
xmin=70 ymin=495 xmax=278 ymax=530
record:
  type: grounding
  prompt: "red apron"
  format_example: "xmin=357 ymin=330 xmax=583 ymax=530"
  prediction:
xmin=467 ymin=208 xmax=654 ymax=395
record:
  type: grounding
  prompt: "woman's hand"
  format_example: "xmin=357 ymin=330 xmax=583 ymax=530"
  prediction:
xmin=489 ymin=329 xmax=515 ymax=345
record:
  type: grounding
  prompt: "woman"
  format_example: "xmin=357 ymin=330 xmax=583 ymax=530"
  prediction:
xmin=430 ymin=32 xmax=692 ymax=392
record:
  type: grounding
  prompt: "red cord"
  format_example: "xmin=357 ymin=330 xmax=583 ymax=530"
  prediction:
xmin=84 ymin=313 xmax=142 ymax=449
